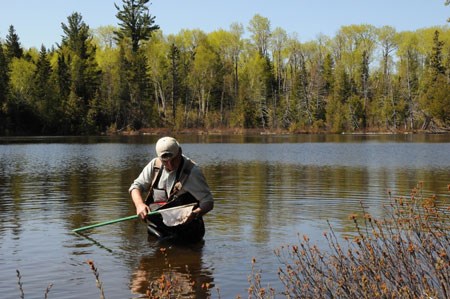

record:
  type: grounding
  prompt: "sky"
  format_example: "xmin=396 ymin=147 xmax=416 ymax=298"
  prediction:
xmin=0 ymin=0 xmax=448 ymax=49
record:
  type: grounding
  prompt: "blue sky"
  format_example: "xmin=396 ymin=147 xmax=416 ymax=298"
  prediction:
xmin=0 ymin=0 xmax=448 ymax=48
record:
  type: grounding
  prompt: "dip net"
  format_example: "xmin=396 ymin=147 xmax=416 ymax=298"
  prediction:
xmin=158 ymin=203 xmax=196 ymax=226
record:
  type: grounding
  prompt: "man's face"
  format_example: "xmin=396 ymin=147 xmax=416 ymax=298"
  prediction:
xmin=160 ymin=151 xmax=181 ymax=172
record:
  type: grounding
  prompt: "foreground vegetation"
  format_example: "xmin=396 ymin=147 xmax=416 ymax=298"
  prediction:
xmin=1 ymin=1 xmax=450 ymax=136
xmin=15 ymin=182 xmax=449 ymax=298
xmin=271 ymin=182 xmax=449 ymax=298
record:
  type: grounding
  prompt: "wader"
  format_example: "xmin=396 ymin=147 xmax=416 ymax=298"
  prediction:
xmin=145 ymin=157 xmax=205 ymax=243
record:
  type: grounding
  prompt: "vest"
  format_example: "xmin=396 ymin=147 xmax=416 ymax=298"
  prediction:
xmin=145 ymin=157 xmax=195 ymax=205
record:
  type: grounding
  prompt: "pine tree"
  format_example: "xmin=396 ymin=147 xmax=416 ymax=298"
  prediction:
xmin=114 ymin=0 xmax=160 ymax=129
xmin=114 ymin=0 xmax=159 ymax=53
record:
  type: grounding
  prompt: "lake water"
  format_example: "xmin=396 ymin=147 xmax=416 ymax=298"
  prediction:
xmin=0 ymin=134 xmax=449 ymax=298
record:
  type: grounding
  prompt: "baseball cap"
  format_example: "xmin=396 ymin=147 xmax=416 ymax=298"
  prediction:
xmin=155 ymin=137 xmax=180 ymax=161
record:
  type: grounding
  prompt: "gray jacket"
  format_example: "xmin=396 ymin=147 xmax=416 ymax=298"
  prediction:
xmin=129 ymin=155 xmax=214 ymax=213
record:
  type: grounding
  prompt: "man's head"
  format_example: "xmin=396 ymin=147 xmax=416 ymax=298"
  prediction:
xmin=155 ymin=137 xmax=182 ymax=171
xmin=156 ymin=136 xmax=180 ymax=161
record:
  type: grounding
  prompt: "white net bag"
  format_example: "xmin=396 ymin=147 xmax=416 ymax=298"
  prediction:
xmin=158 ymin=203 xmax=196 ymax=226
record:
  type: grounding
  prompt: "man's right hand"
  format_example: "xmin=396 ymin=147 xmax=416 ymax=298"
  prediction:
xmin=136 ymin=202 xmax=150 ymax=220
xmin=131 ymin=189 xmax=150 ymax=220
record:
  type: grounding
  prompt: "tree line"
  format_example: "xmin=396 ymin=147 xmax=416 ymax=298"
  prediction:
xmin=0 ymin=0 xmax=449 ymax=135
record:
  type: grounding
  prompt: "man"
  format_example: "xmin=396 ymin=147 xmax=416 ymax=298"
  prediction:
xmin=129 ymin=136 xmax=214 ymax=242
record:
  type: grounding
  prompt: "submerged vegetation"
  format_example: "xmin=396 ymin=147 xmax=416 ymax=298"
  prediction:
xmin=1 ymin=1 xmax=450 ymax=135
xmin=15 ymin=183 xmax=449 ymax=298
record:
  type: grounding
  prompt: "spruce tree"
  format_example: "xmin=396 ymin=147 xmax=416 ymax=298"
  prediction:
xmin=0 ymin=42 xmax=8 ymax=105
xmin=5 ymin=25 xmax=23 ymax=61
xmin=60 ymin=12 xmax=101 ymax=134
xmin=33 ymin=45 xmax=56 ymax=132
xmin=418 ymin=30 xmax=450 ymax=128
xmin=0 ymin=42 xmax=8 ymax=133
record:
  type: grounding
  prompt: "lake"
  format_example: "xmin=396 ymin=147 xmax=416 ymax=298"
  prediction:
xmin=0 ymin=134 xmax=449 ymax=298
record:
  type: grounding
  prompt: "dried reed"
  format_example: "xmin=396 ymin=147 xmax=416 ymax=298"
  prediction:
xmin=273 ymin=182 xmax=449 ymax=298
xmin=87 ymin=259 xmax=106 ymax=299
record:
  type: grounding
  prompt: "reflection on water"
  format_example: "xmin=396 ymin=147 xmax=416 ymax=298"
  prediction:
xmin=130 ymin=239 xmax=213 ymax=298
xmin=0 ymin=134 xmax=449 ymax=298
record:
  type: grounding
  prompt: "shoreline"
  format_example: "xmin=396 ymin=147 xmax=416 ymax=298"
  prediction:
xmin=115 ymin=127 xmax=450 ymax=136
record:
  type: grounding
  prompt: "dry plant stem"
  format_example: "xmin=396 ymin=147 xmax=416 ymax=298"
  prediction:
xmin=247 ymin=258 xmax=276 ymax=299
xmin=44 ymin=283 xmax=53 ymax=299
xmin=145 ymin=247 xmax=204 ymax=299
xmin=16 ymin=270 xmax=24 ymax=299
xmin=87 ymin=260 xmax=106 ymax=299
xmin=274 ymin=183 xmax=449 ymax=299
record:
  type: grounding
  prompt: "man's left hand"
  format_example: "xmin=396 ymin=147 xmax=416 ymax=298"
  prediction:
xmin=183 ymin=208 xmax=200 ymax=224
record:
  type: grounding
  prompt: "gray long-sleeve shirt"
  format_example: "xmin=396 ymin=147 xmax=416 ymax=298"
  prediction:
xmin=129 ymin=155 xmax=214 ymax=214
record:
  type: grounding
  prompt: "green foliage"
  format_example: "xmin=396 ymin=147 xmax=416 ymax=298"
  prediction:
xmin=0 ymin=42 xmax=8 ymax=109
xmin=5 ymin=25 xmax=23 ymax=60
xmin=1 ymin=7 xmax=450 ymax=135
xmin=418 ymin=30 xmax=450 ymax=128
xmin=114 ymin=0 xmax=159 ymax=53
xmin=113 ymin=0 xmax=161 ymax=130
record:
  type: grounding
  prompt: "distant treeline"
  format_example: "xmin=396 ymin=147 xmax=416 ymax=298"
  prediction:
xmin=0 ymin=0 xmax=449 ymax=135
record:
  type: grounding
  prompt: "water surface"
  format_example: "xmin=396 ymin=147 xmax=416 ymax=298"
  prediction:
xmin=0 ymin=134 xmax=449 ymax=298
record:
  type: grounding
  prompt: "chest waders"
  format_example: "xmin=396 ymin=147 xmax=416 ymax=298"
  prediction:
xmin=145 ymin=157 xmax=205 ymax=243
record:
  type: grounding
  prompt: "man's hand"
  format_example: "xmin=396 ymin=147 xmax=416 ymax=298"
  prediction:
xmin=131 ymin=189 xmax=150 ymax=220
xmin=136 ymin=202 xmax=150 ymax=220
xmin=183 ymin=208 xmax=201 ymax=225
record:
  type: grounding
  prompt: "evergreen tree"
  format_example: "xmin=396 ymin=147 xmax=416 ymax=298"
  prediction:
xmin=327 ymin=65 xmax=351 ymax=132
xmin=116 ymin=45 xmax=131 ymax=129
xmin=55 ymin=53 xmax=71 ymax=103
xmin=33 ymin=45 xmax=56 ymax=132
xmin=358 ymin=50 xmax=370 ymax=129
xmin=60 ymin=12 xmax=101 ymax=133
xmin=0 ymin=42 xmax=8 ymax=133
xmin=0 ymin=42 xmax=8 ymax=105
xmin=419 ymin=30 xmax=450 ymax=128
xmin=115 ymin=0 xmax=159 ymax=53
xmin=114 ymin=0 xmax=160 ymax=129
xmin=314 ymin=52 xmax=334 ymax=124
xmin=321 ymin=53 xmax=335 ymax=97
xmin=429 ymin=30 xmax=445 ymax=76
xmin=5 ymin=25 xmax=23 ymax=61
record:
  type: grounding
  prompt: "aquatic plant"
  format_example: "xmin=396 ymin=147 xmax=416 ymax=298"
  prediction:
xmin=87 ymin=260 xmax=106 ymax=299
xmin=15 ymin=269 xmax=53 ymax=299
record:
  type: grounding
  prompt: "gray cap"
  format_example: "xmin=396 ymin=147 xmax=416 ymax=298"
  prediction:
xmin=155 ymin=137 xmax=180 ymax=161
